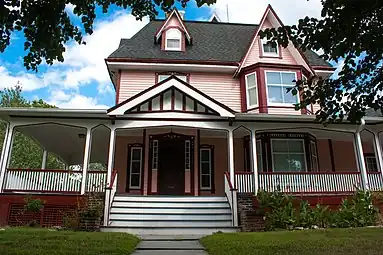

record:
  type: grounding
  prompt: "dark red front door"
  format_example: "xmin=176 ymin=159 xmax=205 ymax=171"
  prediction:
xmin=158 ymin=139 xmax=185 ymax=195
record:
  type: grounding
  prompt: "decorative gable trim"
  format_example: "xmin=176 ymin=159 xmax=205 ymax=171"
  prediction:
xmin=107 ymin=76 xmax=236 ymax=118
xmin=236 ymin=5 xmax=314 ymax=76
xmin=155 ymin=9 xmax=191 ymax=43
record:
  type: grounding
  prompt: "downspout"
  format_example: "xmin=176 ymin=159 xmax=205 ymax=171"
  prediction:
xmin=355 ymin=118 xmax=369 ymax=190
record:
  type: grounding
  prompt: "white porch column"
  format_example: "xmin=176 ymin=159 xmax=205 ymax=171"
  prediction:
xmin=250 ymin=129 xmax=259 ymax=195
xmin=80 ymin=128 xmax=92 ymax=195
xmin=227 ymin=129 xmax=235 ymax=185
xmin=0 ymin=124 xmax=14 ymax=192
xmin=0 ymin=122 xmax=10 ymax=173
xmin=106 ymin=128 xmax=116 ymax=186
xmin=41 ymin=150 xmax=48 ymax=170
xmin=355 ymin=120 xmax=369 ymax=190
xmin=372 ymin=131 xmax=383 ymax=179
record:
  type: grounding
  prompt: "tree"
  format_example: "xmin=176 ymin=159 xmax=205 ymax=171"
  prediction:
xmin=0 ymin=84 xmax=65 ymax=169
xmin=0 ymin=0 xmax=215 ymax=71
xmin=261 ymin=0 xmax=383 ymax=123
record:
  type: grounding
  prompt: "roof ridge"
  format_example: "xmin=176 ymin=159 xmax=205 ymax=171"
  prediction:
xmin=153 ymin=18 xmax=259 ymax=26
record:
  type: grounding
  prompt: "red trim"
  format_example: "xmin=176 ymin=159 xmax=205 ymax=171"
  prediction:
xmin=224 ymin=172 xmax=237 ymax=191
xmin=161 ymin=32 xmax=165 ymax=51
xmin=258 ymin=172 xmax=361 ymax=175
xmin=241 ymin=63 xmax=304 ymax=74
xmin=154 ymin=9 xmax=192 ymax=42
xmin=3 ymin=189 xmax=80 ymax=194
xmin=108 ymin=169 xmax=118 ymax=189
xmin=240 ymin=74 xmax=246 ymax=112
xmin=182 ymin=94 xmax=186 ymax=111
xmin=312 ymin=65 xmax=336 ymax=71
xmin=196 ymin=129 xmax=200 ymax=196
xmin=296 ymin=70 xmax=307 ymax=114
xmin=115 ymin=70 xmax=121 ymax=104
xmin=257 ymin=67 xmax=268 ymax=113
xmin=171 ymin=88 xmax=175 ymax=110
xmin=160 ymin=94 xmax=164 ymax=111
xmin=141 ymin=129 xmax=146 ymax=195
xmin=106 ymin=57 xmax=238 ymax=66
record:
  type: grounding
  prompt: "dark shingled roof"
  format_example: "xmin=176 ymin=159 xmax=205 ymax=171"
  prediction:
xmin=109 ymin=20 xmax=331 ymax=67
xmin=366 ymin=108 xmax=383 ymax=117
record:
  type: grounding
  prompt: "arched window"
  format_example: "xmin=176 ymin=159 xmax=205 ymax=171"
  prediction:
xmin=165 ymin=28 xmax=182 ymax=51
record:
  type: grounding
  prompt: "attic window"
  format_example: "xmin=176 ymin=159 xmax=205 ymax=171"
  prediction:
xmin=165 ymin=28 xmax=182 ymax=51
xmin=261 ymin=39 xmax=279 ymax=56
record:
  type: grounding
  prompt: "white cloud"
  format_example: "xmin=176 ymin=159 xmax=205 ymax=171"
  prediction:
xmin=48 ymin=89 xmax=108 ymax=109
xmin=0 ymin=66 xmax=45 ymax=91
xmin=211 ymin=0 xmax=322 ymax=25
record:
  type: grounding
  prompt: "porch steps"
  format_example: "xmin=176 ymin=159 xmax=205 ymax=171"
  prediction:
xmin=101 ymin=195 xmax=239 ymax=235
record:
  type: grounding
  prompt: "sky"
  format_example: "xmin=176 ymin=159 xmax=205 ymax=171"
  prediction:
xmin=0 ymin=0 xmax=325 ymax=109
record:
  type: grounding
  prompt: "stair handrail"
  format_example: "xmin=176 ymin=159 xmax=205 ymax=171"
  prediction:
xmin=103 ymin=169 xmax=118 ymax=226
xmin=224 ymin=172 xmax=238 ymax=227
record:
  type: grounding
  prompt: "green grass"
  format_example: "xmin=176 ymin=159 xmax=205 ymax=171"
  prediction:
xmin=0 ymin=227 xmax=140 ymax=255
xmin=201 ymin=228 xmax=383 ymax=255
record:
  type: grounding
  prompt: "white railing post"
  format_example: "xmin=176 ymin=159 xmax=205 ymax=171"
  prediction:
xmin=80 ymin=128 xmax=92 ymax=195
xmin=41 ymin=150 xmax=47 ymax=170
xmin=355 ymin=119 xmax=369 ymax=190
xmin=250 ymin=129 xmax=259 ymax=195
xmin=0 ymin=124 xmax=14 ymax=192
xmin=372 ymin=131 xmax=383 ymax=185
xmin=107 ymin=128 xmax=116 ymax=186
xmin=227 ymin=129 xmax=235 ymax=185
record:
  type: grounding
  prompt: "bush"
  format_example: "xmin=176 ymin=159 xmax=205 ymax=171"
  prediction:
xmin=256 ymin=189 xmax=379 ymax=231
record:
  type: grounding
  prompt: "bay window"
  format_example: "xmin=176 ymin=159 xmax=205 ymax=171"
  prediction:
xmin=266 ymin=71 xmax=298 ymax=105
xmin=245 ymin=72 xmax=258 ymax=108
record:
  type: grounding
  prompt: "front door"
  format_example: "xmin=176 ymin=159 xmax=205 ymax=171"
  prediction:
xmin=158 ymin=139 xmax=185 ymax=195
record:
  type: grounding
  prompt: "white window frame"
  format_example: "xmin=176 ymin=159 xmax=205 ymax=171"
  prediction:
xmin=245 ymin=72 xmax=258 ymax=109
xmin=165 ymin=28 xmax=182 ymax=51
xmin=265 ymin=70 xmax=298 ymax=106
xmin=129 ymin=146 xmax=143 ymax=189
xmin=261 ymin=38 xmax=279 ymax=57
xmin=158 ymin=74 xmax=187 ymax=83
xmin=270 ymin=138 xmax=307 ymax=172
xmin=200 ymin=148 xmax=212 ymax=190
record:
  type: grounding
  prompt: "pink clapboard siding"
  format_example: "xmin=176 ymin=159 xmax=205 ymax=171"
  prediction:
xmin=267 ymin=108 xmax=301 ymax=115
xmin=189 ymin=73 xmax=241 ymax=112
xmin=118 ymin=71 xmax=156 ymax=103
xmin=243 ymin=19 xmax=297 ymax=67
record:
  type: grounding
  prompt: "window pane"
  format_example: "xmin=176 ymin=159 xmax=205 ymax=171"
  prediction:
xmin=201 ymin=150 xmax=210 ymax=162
xmin=283 ymin=87 xmax=298 ymax=104
xmin=266 ymin=72 xmax=281 ymax=84
xmin=281 ymin=73 xmax=296 ymax=85
xmin=272 ymin=140 xmax=288 ymax=153
xmin=167 ymin=39 xmax=180 ymax=49
xmin=246 ymin=73 xmax=256 ymax=87
xmin=263 ymin=42 xmax=278 ymax=53
xmin=132 ymin=148 xmax=141 ymax=160
xmin=201 ymin=163 xmax=210 ymax=174
xmin=176 ymin=75 xmax=187 ymax=82
xmin=268 ymin=86 xmax=283 ymax=103
xmin=131 ymin=161 xmax=141 ymax=173
xmin=273 ymin=154 xmax=290 ymax=172
xmin=159 ymin=75 xmax=170 ymax=82
xmin=288 ymin=154 xmax=306 ymax=171
xmin=256 ymin=141 xmax=263 ymax=171
xmin=130 ymin=174 xmax=140 ymax=187
xmin=248 ymin=87 xmax=257 ymax=106
xmin=201 ymin=175 xmax=211 ymax=188
xmin=288 ymin=140 xmax=304 ymax=153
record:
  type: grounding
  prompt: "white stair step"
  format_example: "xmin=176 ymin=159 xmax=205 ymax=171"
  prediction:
xmin=110 ymin=207 xmax=231 ymax=214
xmin=101 ymin=226 xmax=239 ymax=235
xmin=114 ymin=195 xmax=227 ymax=203
xmin=112 ymin=201 xmax=230 ymax=208
xmin=109 ymin=220 xmax=232 ymax=227
xmin=109 ymin=213 xmax=231 ymax=221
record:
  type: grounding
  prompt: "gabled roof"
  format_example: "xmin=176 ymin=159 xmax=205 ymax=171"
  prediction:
xmin=108 ymin=19 xmax=331 ymax=68
xmin=107 ymin=76 xmax=236 ymax=118
xmin=154 ymin=9 xmax=192 ymax=42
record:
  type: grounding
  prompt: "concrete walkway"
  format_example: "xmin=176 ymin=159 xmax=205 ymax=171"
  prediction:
xmin=133 ymin=236 xmax=208 ymax=254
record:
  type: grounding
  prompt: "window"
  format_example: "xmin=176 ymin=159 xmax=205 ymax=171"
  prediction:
xmin=256 ymin=140 xmax=263 ymax=172
xmin=185 ymin=140 xmax=191 ymax=170
xmin=365 ymin=155 xmax=378 ymax=172
xmin=158 ymin=74 xmax=187 ymax=83
xmin=271 ymin=139 xmax=306 ymax=172
xmin=200 ymin=147 xmax=213 ymax=189
xmin=266 ymin=71 xmax=298 ymax=105
xmin=245 ymin=72 xmax=258 ymax=108
xmin=152 ymin=140 xmax=158 ymax=170
xmin=310 ymin=140 xmax=318 ymax=172
xmin=165 ymin=28 xmax=181 ymax=51
xmin=129 ymin=146 xmax=143 ymax=189
xmin=261 ymin=39 xmax=279 ymax=56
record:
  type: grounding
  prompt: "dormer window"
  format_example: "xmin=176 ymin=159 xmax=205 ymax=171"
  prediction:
xmin=261 ymin=39 xmax=279 ymax=56
xmin=165 ymin=28 xmax=182 ymax=51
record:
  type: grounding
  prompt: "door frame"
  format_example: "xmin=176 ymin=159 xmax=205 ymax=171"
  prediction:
xmin=148 ymin=132 xmax=195 ymax=195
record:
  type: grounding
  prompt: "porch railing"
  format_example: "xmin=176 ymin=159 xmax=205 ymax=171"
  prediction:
xmin=3 ymin=168 xmax=107 ymax=194
xmin=224 ymin=172 xmax=238 ymax=227
xmin=235 ymin=172 xmax=383 ymax=194
xmin=103 ymin=170 xmax=118 ymax=226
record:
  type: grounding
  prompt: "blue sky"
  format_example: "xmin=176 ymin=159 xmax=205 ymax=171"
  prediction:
xmin=0 ymin=0 xmax=325 ymax=109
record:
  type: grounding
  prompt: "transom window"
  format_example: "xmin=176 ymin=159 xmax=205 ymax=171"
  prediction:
xmin=262 ymin=39 xmax=279 ymax=56
xmin=129 ymin=146 xmax=143 ymax=189
xmin=158 ymin=74 xmax=187 ymax=83
xmin=271 ymin=139 xmax=306 ymax=172
xmin=200 ymin=147 xmax=213 ymax=190
xmin=245 ymin=72 xmax=258 ymax=108
xmin=165 ymin=28 xmax=182 ymax=51
xmin=266 ymin=71 xmax=298 ymax=105
xmin=365 ymin=155 xmax=378 ymax=172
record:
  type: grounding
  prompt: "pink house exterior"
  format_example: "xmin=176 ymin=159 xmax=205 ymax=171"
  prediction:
xmin=0 ymin=6 xmax=383 ymax=234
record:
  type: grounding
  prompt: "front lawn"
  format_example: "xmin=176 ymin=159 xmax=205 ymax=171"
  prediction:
xmin=201 ymin=228 xmax=383 ymax=255
xmin=0 ymin=228 xmax=140 ymax=255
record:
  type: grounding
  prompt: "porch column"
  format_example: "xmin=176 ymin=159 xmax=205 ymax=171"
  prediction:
xmin=372 ymin=131 xmax=383 ymax=179
xmin=250 ymin=129 xmax=259 ymax=195
xmin=106 ymin=128 xmax=116 ymax=186
xmin=80 ymin=128 xmax=92 ymax=195
xmin=355 ymin=120 xmax=369 ymax=190
xmin=41 ymin=150 xmax=48 ymax=170
xmin=0 ymin=122 xmax=10 ymax=173
xmin=0 ymin=124 xmax=14 ymax=192
xmin=227 ymin=129 xmax=235 ymax=185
